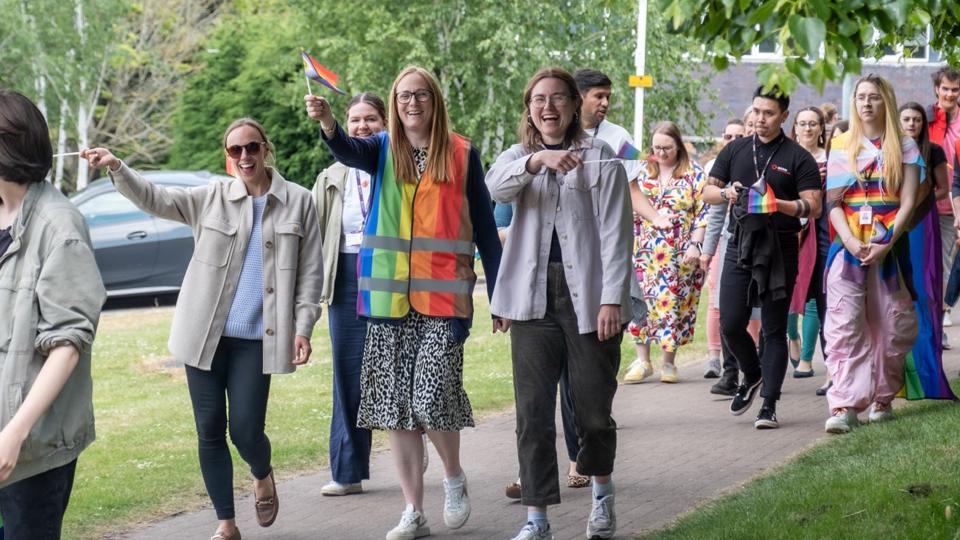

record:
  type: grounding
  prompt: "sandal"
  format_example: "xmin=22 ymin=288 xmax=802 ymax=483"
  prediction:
xmin=567 ymin=473 xmax=591 ymax=488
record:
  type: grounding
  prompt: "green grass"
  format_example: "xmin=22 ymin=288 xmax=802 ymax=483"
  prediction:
xmin=641 ymin=381 xmax=960 ymax=540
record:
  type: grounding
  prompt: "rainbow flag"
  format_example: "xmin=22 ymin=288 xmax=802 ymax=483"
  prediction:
xmin=301 ymin=50 xmax=346 ymax=95
xmin=745 ymin=178 xmax=778 ymax=214
xmin=617 ymin=140 xmax=642 ymax=160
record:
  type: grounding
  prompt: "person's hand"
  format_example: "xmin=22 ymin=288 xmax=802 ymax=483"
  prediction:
xmin=527 ymin=150 xmax=583 ymax=174
xmin=683 ymin=245 xmax=700 ymax=265
xmin=859 ymin=242 xmax=891 ymax=266
xmin=293 ymin=335 xmax=312 ymax=365
xmin=699 ymin=253 xmax=713 ymax=272
xmin=80 ymin=148 xmax=121 ymax=172
xmin=723 ymin=181 xmax=743 ymax=203
xmin=842 ymin=236 xmax=869 ymax=260
xmin=650 ymin=213 xmax=674 ymax=230
xmin=596 ymin=304 xmax=621 ymax=342
xmin=0 ymin=425 xmax=25 ymax=483
xmin=304 ymin=95 xmax=336 ymax=131
xmin=493 ymin=318 xmax=511 ymax=333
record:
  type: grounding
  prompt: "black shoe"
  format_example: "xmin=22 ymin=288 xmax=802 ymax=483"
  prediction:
xmin=793 ymin=368 xmax=814 ymax=378
xmin=730 ymin=377 xmax=763 ymax=416
xmin=754 ymin=407 xmax=779 ymax=429
xmin=815 ymin=380 xmax=832 ymax=396
xmin=710 ymin=377 xmax=738 ymax=397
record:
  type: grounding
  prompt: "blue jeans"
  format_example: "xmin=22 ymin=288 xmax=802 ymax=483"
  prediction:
xmin=327 ymin=252 xmax=372 ymax=484
xmin=0 ymin=459 xmax=76 ymax=540
xmin=185 ymin=337 xmax=272 ymax=520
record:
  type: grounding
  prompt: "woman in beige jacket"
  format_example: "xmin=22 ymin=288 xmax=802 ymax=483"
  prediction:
xmin=82 ymin=118 xmax=322 ymax=540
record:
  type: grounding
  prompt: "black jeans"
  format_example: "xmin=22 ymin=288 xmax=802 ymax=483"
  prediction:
xmin=185 ymin=337 xmax=272 ymax=520
xmin=719 ymin=234 xmax=799 ymax=402
xmin=511 ymin=263 xmax=621 ymax=507
xmin=0 ymin=459 xmax=77 ymax=540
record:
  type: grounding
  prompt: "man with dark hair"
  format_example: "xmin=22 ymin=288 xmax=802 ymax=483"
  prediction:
xmin=573 ymin=68 xmax=642 ymax=184
xmin=927 ymin=67 xmax=960 ymax=339
xmin=702 ymin=85 xmax=822 ymax=429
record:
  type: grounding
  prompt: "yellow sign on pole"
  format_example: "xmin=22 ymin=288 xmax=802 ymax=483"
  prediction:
xmin=629 ymin=74 xmax=653 ymax=88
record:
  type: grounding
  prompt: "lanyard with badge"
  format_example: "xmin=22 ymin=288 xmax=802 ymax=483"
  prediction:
xmin=856 ymin=142 xmax=884 ymax=227
xmin=751 ymin=133 xmax=785 ymax=190
xmin=344 ymin=169 xmax=370 ymax=247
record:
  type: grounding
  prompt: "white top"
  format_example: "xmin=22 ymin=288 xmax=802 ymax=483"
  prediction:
xmin=340 ymin=167 xmax=372 ymax=254
xmin=591 ymin=119 xmax=643 ymax=182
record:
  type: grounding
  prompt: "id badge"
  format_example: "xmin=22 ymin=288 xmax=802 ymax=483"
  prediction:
xmin=859 ymin=205 xmax=873 ymax=225
xmin=345 ymin=232 xmax=363 ymax=247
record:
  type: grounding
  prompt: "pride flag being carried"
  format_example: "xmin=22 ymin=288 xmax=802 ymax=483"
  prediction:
xmin=744 ymin=178 xmax=778 ymax=214
xmin=301 ymin=50 xmax=346 ymax=95
xmin=617 ymin=140 xmax=642 ymax=160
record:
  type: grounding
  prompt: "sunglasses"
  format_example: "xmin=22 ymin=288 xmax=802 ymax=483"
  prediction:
xmin=722 ymin=133 xmax=744 ymax=141
xmin=225 ymin=141 xmax=265 ymax=159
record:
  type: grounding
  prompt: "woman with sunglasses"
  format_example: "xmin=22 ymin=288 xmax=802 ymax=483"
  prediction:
xmin=81 ymin=117 xmax=323 ymax=540
xmin=305 ymin=66 xmax=502 ymax=540
xmin=312 ymin=92 xmax=387 ymax=497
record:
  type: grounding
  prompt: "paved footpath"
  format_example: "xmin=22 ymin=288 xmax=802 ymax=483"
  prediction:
xmin=123 ymin=341 xmax=960 ymax=540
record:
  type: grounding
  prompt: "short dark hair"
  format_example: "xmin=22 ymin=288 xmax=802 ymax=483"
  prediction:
xmin=573 ymin=69 xmax=612 ymax=94
xmin=0 ymin=90 xmax=52 ymax=184
xmin=753 ymin=85 xmax=789 ymax=112
xmin=932 ymin=67 xmax=960 ymax=88
xmin=725 ymin=118 xmax=744 ymax=127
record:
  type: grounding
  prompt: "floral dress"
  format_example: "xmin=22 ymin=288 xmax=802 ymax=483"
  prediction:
xmin=629 ymin=163 xmax=708 ymax=351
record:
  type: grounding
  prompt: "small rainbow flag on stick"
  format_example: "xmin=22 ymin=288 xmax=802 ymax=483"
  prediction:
xmin=301 ymin=50 xmax=346 ymax=95
xmin=745 ymin=179 xmax=778 ymax=214
xmin=582 ymin=140 xmax=643 ymax=164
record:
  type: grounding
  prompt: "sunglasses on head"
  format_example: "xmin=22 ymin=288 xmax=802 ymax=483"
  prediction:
xmin=722 ymin=133 xmax=744 ymax=141
xmin=225 ymin=141 xmax=265 ymax=159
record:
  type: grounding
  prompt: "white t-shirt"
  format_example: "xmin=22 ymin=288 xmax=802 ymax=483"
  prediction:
xmin=591 ymin=119 xmax=643 ymax=182
xmin=340 ymin=167 xmax=372 ymax=254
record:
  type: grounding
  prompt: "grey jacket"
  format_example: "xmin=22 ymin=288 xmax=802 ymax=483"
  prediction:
xmin=311 ymin=161 xmax=350 ymax=305
xmin=0 ymin=181 xmax=105 ymax=487
xmin=109 ymin=163 xmax=323 ymax=374
xmin=486 ymin=139 xmax=634 ymax=333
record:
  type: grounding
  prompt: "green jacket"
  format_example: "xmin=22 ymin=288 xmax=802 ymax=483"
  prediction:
xmin=311 ymin=162 xmax=350 ymax=305
xmin=0 ymin=181 xmax=105 ymax=488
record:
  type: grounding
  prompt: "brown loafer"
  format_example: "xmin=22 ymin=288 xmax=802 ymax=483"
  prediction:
xmin=210 ymin=528 xmax=241 ymax=540
xmin=254 ymin=470 xmax=278 ymax=527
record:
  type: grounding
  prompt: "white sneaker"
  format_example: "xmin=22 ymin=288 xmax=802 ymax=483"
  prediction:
xmin=442 ymin=473 xmax=470 ymax=529
xmin=703 ymin=357 xmax=721 ymax=378
xmin=586 ymin=494 xmax=616 ymax=539
xmin=385 ymin=505 xmax=430 ymax=540
xmin=944 ymin=310 xmax=953 ymax=327
xmin=868 ymin=403 xmax=894 ymax=423
xmin=623 ymin=360 xmax=654 ymax=384
xmin=320 ymin=480 xmax=363 ymax=496
xmin=824 ymin=408 xmax=858 ymax=434
xmin=511 ymin=522 xmax=554 ymax=540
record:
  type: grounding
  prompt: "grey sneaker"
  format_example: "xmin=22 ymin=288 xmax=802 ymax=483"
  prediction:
xmin=442 ymin=473 xmax=470 ymax=529
xmin=868 ymin=403 xmax=894 ymax=423
xmin=385 ymin=506 xmax=430 ymax=540
xmin=824 ymin=408 xmax=859 ymax=434
xmin=510 ymin=522 xmax=554 ymax=540
xmin=586 ymin=494 xmax=616 ymax=539
xmin=703 ymin=357 xmax=721 ymax=378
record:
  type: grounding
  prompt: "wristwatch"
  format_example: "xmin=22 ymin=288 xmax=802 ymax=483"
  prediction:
xmin=690 ymin=241 xmax=703 ymax=252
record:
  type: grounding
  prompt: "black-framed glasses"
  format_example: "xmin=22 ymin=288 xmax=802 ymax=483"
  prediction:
xmin=397 ymin=90 xmax=433 ymax=104
xmin=225 ymin=141 xmax=265 ymax=159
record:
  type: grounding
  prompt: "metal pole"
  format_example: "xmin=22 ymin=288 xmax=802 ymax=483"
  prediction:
xmin=841 ymin=73 xmax=854 ymax=120
xmin=634 ymin=0 xmax=647 ymax=149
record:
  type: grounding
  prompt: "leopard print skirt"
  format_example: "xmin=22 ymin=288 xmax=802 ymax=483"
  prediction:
xmin=357 ymin=311 xmax=474 ymax=431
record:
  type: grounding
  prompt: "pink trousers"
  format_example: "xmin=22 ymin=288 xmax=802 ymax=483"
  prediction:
xmin=823 ymin=256 xmax=918 ymax=412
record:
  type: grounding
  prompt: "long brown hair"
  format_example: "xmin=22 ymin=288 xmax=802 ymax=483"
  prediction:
xmin=222 ymin=117 xmax=276 ymax=167
xmin=645 ymin=121 xmax=692 ymax=179
xmin=845 ymin=74 xmax=904 ymax=193
xmin=387 ymin=66 xmax=453 ymax=183
xmin=518 ymin=67 xmax=585 ymax=152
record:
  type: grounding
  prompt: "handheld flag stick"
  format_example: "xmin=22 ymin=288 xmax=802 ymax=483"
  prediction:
xmin=581 ymin=158 xmax=621 ymax=164
xmin=52 ymin=152 xmax=81 ymax=158
xmin=300 ymin=49 xmax=313 ymax=95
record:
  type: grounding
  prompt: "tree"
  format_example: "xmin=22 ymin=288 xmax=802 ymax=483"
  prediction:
xmin=663 ymin=0 xmax=960 ymax=93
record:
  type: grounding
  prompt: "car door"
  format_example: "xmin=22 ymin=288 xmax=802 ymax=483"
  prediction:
xmin=76 ymin=190 xmax=160 ymax=294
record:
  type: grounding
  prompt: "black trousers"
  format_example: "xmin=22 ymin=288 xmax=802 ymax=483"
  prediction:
xmin=511 ymin=263 xmax=621 ymax=507
xmin=719 ymin=234 xmax=799 ymax=402
xmin=185 ymin=337 xmax=272 ymax=520
xmin=0 ymin=459 xmax=77 ymax=540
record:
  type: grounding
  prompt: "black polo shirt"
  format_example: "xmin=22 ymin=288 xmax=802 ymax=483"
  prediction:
xmin=709 ymin=131 xmax=821 ymax=234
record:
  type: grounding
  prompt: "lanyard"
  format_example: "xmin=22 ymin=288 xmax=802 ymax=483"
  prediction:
xmin=751 ymin=133 xmax=785 ymax=185
xmin=354 ymin=169 xmax=369 ymax=220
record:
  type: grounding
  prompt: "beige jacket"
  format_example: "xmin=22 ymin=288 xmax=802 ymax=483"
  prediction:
xmin=0 ymin=181 xmax=105 ymax=487
xmin=109 ymin=163 xmax=323 ymax=374
xmin=311 ymin=161 xmax=350 ymax=304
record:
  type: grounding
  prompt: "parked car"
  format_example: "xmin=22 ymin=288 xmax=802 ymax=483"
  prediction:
xmin=70 ymin=171 xmax=230 ymax=298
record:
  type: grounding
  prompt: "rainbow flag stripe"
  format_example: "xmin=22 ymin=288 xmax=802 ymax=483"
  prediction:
xmin=617 ymin=140 xmax=642 ymax=160
xmin=301 ymin=51 xmax=346 ymax=95
xmin=746 ymin=180 xmax=777 ymax=214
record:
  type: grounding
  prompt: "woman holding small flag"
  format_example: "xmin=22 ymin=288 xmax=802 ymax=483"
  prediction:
xmin=623 ymin=121 xmax=708 ymax=384
xmin=305 ymin=65 xmax=502 ymax=540
xmin=82 ymin=117 xmax=323 ymax=540
xmin=822 ymin=75 xmax=923 ymax=434
xmin=312 ymin=92 xmax=387 ymax=497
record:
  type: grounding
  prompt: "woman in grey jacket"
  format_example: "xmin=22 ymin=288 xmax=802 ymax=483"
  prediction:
xmin=0 ymin=90 xmax=106 ymax=539
xmin=82 ymin=118 xmax=322 ymax=540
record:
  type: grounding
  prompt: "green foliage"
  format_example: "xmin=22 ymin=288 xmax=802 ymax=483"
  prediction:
xmin=663 ymin=0 xmax=960 ymax=93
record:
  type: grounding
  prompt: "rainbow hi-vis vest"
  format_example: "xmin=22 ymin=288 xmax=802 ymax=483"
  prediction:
xmin=358 ymin=131 xmax=475 ymax=319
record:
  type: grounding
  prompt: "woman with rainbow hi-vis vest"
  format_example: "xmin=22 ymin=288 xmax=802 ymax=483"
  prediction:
xmin=305 ymin=65 xmax=503 ymax=540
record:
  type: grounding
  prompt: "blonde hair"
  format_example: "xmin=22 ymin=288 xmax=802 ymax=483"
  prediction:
xmin=387 ymin=66 xmax=453 ymax=183
xmin=222 ymin=117 xmax=276 ymax=167
xmin=645 ymin=121 xmax=692 ymax=179
xmin=845 ymin=74 xmax=904 ymax=193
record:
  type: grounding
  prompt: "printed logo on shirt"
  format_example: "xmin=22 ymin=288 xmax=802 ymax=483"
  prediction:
xmin=770 ymin=163 xmax=792 ymax=175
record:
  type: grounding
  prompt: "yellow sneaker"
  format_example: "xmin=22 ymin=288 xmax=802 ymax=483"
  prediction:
xmin=660 ymin=364 xmax=679 ymax=383
xmin=623 ymin=360 xmax=654 ymax=384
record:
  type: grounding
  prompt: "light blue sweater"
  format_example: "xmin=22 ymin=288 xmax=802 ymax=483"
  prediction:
xmin=222 ymin=196 xmax=266 ymax=339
